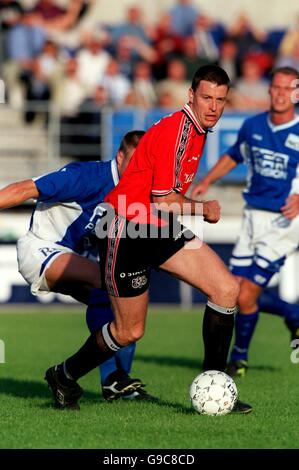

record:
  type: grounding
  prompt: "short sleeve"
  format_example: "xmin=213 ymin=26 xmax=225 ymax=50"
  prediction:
xmin=34 ymin=162 xmax=92 ymax=202
xmin=227 ymin=120 xmax=250 ymax=164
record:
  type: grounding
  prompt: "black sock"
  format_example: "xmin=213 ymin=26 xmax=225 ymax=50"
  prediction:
xmin=63 ymin=323 xmax=122 ymax=381
xmin=202 ymin=303 xmax=235 ymax=371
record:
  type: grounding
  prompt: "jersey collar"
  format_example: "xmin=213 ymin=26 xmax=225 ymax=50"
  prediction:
xmin=267 ymin=113 xmax=299 ymax=132
xmin=182 ymin=104 xmax=206 ymax=134
xmin=111 ymin=158 xmax=119 ymax=186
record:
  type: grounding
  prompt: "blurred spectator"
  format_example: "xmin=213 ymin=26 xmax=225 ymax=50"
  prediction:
xmin=5 ymin=0 xmax=87 ymax=63
xmin=20 ymin=40 xmax=60 ymax=124
xmin=218 ymin=36 xmax=238 ymax=84
xmin=155 ymin=58 xmax=189 ymax=108
xmin=73 ymin=84 xmax=109 ymax=161
xmin=276 ymin=40 xmax=299 ymax=71
xmin=125 ymin=60 xmax=157 ymax=108
xmin=113 ymin=40 xmax=135 ymax=79
xmin=193 ymin=14 xmax=225 ymax=62
xmin=230 ymin=57 xmax=270 ymax=110
xmin=151 ymin=12 xmax=183 ymax=79
xmin=53 ymin=56 xmax=90 ymax=159
xmin=278 ymin=15 xmax=299 ymax=57
xmin=276 ymin=15 xmax=299 ymax=70
xmin=111 ymin=6 xmax=156 ymax=63
xmin=45 ymin=0 xmax=108 ymax=51
xmin=0 ymin=1 xmax=24 ymax=38
xmin=101 ymin=58 xmax=132 ymax=107
xmin=168 ymin=0 xmax=199 ymax=37
xmin=228 ymin=13 xmax=267 ymax=75
xmin=76 ymin=30 xmax=111 ymax=94
xmin=157 ymin=89 xmax=176 ymax=109
xmin=53 ymin=56 xmax=88 ymax=117
xmin=179 ymin=36 xmax=209 ymax=81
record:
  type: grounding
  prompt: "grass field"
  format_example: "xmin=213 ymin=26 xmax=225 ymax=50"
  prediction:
xmin=0 ymin=306 xmax=298 ymax=450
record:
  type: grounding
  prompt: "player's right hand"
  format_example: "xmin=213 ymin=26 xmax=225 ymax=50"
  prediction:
xmin=191 ymin=180 xmax=210 ymax=199
xmin=202 ymin=200 xmax=221 ymax=224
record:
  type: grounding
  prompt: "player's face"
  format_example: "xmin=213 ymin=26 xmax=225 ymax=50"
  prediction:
xmin=188 ymin=80 xmax=228 ymax=130
xmin=269 ymin=72 xmax=297 ymax=114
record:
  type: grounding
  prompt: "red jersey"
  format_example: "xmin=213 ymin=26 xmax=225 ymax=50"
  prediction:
xmin=105 ymin=104 xmax=207 ymax=224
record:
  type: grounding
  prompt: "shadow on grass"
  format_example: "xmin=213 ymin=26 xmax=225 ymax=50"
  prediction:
xmin=134 ymin=354 xmax=203 ymax=371
xmin=0 ymin=377 xmax=99 ymax=400
xmin=0 ymin=377 xmax=194 ymax=415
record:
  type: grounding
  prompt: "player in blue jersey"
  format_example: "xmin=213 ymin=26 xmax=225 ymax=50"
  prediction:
xmin=0 ymin=130 xmax=153 ymax=401
xmin=192 ymin=66 xmax=299 ymax=377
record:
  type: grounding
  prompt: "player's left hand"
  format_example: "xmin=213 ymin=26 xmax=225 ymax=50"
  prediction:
xmin=281 ymin=194 xmax=299 ymax=220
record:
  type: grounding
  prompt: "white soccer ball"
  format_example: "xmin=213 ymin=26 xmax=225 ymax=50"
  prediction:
xmin=190 ymin=370 xmax=238 ymax=416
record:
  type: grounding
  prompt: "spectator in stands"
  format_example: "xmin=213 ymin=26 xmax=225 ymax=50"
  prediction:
xmin=276 ymin=37 xmax=299 ymax=72
xmin=179 ymin=35 xmax=211 ymax=81
xmin=53 ymin=56 xmax=89 ymax=158
xmin=73 ymin=84 xmax=109 ymax=161
xmin=100 ymin=58 xmax=132 ymax=108
xmin=168 ymin=0 xmax=199 ymax=37
xmin=125 ymin=61 xmax=157 ymax=109
xmin=155 ymin=58 xmax=189 ymax=109
xmin=192 ymin=14 xmax=225 ymax=63
xmin=6 ymin=0 xmax=84 ymax=62
xmin=218 ymin=36 xmax=238 ymax=85
xmin=228 ymin=13 xmax=267 ymax=76
xmin=230 ymin=56 xmax=270 ymax=111
xmin=111 ymin=6 xmax=155 ymax=63
xmin=278 ymin=14 xmax=299 ymax=59
xmin=19 ymin=40 xmax=60 ymax=124
xmin=76 ymin=30 xmax=111 ymax=95
xmin=151 ymin=12 xmax=183 ymax=80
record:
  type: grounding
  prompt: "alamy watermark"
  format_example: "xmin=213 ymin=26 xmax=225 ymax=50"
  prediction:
xmin=290 ymin=340 xmax=299 ymax=363
xmin=0 ymin=339 xmax=5 ymax=363
xmin=93 ymin=197 xmax=204 ymax=248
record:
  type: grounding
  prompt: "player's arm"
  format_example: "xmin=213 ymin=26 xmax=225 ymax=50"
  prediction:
xmin=0 ymin=179 xmax=39 ymax=210
xmin=152 ymin=192 xmax=220 ymax=224
xmin=281 ymin=194 xmax=299 ymax=220
xmin=191 ymin=154 xmax=237 ymax=199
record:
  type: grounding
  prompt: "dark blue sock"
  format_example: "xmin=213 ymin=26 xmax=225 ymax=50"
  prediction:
xmin=86 ymin=288 xmax=113 ymax=333
xmin=258 ymin=289 xmax=299 ymax=326
xmin=230 ymin=310 xmax=259 ymax=362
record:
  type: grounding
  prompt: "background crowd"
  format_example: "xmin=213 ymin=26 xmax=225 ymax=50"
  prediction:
xmin=0 ymin=0 xmax=298 ymax=159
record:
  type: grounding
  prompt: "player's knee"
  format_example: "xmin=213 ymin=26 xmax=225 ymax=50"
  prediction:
xmin=238 ymin=288 xmax=256 ymax=312
xmin=115 ymin=324 xmax=144 ymax=345
xmin=217 ymin=275 xmax=239 ymax=304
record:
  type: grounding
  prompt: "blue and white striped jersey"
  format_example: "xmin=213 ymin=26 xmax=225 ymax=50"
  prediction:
xmin=31 ymin=159 xmax=119 ymax=256
xmin=227 ymin=112 xmax=299 ymax=212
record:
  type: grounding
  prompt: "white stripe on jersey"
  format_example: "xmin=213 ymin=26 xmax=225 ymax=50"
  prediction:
xmin=111 ymin=159 xmax=119 ymax=186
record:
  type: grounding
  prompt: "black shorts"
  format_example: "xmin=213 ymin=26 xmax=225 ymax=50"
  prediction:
xmin=97 ymin=213 xmax=195 ymax=297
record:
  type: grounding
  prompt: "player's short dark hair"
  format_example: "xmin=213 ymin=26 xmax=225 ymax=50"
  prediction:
xmin=119 ymin=130 xmax=145 ymax=154
xmin=269 ymin=66 xmax=299 ymax=83
xmin=191 ymin=64 xmax=230 ymax=91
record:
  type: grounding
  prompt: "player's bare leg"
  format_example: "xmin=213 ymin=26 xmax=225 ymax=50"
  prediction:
xmin=238 ymin=278 xmax=263 ymax=313
xmin=160 ymin=239 xmax=239 ymax=307
xmin=45 ymin=253 xmax=101 ymax=304
xmin=108 ymin=290 xmax=149 ymax=346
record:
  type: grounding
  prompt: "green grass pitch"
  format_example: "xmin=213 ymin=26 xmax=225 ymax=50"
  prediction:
xmin=0 ymin=307 xmax=298 ymax=449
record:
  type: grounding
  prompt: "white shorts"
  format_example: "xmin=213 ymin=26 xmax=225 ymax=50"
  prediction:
xmin=230 ymin=207 xmax=299 ymax=286
xmin=17 ymin=231 xmax=74 ymax=296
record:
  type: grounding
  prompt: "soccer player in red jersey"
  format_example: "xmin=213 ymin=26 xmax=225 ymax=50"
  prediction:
xmin=45 ymin=65 xmax=252 ymax=413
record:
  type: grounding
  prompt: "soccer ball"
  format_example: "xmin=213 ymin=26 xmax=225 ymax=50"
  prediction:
xmin=189 ymin=370 xmax=238 ymax=416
